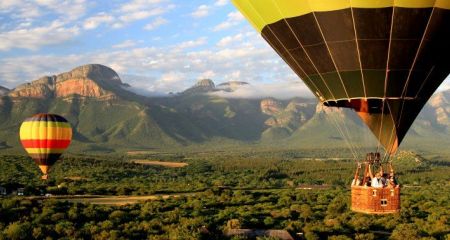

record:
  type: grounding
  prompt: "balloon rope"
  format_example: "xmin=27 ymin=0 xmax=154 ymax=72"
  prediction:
xmin=340 ymin=109 xmax=365 ymax=160
xmin=383 ymin=6 xmax=395 ymax=99
xmin=382 ymin=102 xmax=397 ymax=163
xmin=335 ymin=108 xmax=361 ymax=160
xmin=378 ymin=6 xmax=396 ymax=153
xmin=376 ymin=99 xmax=386 ymax=153
xmin=272 ymin=0 xmax=364 ymax=161
xmin=414 ymin=66 xmax=435 ymax=99
xmin=268 ymin=0 xmax=335 ymax=101
xmin=325 ymin=106 xmax=359 ymax=161
xmin=350 ymin=2 xmax=367 ymax=99
xmin=248 ymin=0 xmax=359 ymax=161
xmin=248 ymin=0 xmax=328 ymax=100
xmin=310 ymin=11 xmax=350 ymax=100
xmin=396 ymin=7 xmax=436 ymax=129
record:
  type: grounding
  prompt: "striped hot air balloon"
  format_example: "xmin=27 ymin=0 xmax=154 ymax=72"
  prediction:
xmin=19 ymin=114 xmax=72 ymax=180
xmin=234 ymin=0 xmax=450 ymax=215
xmin=232 ymin=0 xmax=450 ymax=155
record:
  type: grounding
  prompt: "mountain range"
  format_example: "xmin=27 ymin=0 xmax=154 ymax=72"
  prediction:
xmin=0 ymin=64 xmax=449 ymax=154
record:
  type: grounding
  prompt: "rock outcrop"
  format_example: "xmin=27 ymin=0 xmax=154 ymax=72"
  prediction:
xmin=9 ymin=64 xmax=123 ymax=99
xmin=260 ymin=98 xmax=282 ymax=115
xmin=263 ymin=99 xmax=315 ymax=129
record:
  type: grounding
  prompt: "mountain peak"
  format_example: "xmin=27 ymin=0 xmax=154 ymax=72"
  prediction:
xmin=65 ymin=64 xmax=122 ymax=84
xmin=195 ymin=79 xmax=215 ymax=88
xmin=9 ymin=64 xmax=124 ymax=99
xmin=0 ymin=86 xmax=9 ymax=96
xmin=182 ymin=79 xmax=216 ymax=94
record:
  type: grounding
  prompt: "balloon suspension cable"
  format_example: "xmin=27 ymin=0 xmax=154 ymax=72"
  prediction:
xmin=323 ymin=104 xmax=359 ymax=161
xmin=381 ymin=101 xmax=398 ymax=163
xmin=396 ymin=7 xmax=435 ymax=130
xmin=378 ymin=5 xmax=395 ymax=154
xmin=339 ymin=106 xmax=366 ymax=160
xmin=381 ymin=124 xmax=395 ymax=163
xmin=375 ymin=99 xmax=386 ymax=154
xmin=341 ymin=107 xmax=368 ymax=161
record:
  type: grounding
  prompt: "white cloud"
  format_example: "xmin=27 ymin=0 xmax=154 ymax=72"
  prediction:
xmin=0 ymin=31 xmax=300 ymax=95
xmin=214 ymin=0 xmax=228 ymax=6
xmin=36 ymin=0 xmax=87 ymax=21
xmin=199 ymin=70 xmax=216 ymax=79
xmin=112 ymin=40 xmax=137 ymax=49
xmin=144 ymin=17 xmax=168 ymax=30
xmin=210 ymin=82 xmax=313 ymax=99
xmin=190 ymin=5 xmax=210 ymax=18
xmin=114 ymin=0 xmax=175 ymax=27
xmin=151 ymin=72 xmax=189 ymax=93
xmin=83 ymin=12 xmax=114 ymax=30
xmin=173 ymin=37 xmax=207 ymax=50
xmin=119 ymin=0 xmax=167 ymax=13
xmin=217 ymin=33 xmax=243 ymax=47
xmin=0 ymin=0 xmax=87 ymax=21
xmin=213 ymin=11 xmax=244 ymax=31
xmin=0 ymin=20 xmax=80 ymax=51
xmin=119 ymin=8 xmax=164 ymax=22
xmin=120 ymin=74 xmax=168 ymax=97
xmin=438 ymin=76 xmax=450 ymax=91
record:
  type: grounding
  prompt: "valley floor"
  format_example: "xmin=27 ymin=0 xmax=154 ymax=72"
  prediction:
xmin=0 ymin=149 xmax=448 ymax=239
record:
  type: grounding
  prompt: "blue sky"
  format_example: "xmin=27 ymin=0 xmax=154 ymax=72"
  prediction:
xmin=0 ymin=0 xmax=448 ymax=97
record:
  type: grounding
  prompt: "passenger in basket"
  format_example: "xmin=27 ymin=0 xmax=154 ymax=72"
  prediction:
xmin=368 ymin=164 xmax=382 ymax=188
xmin=351 ymin=163 xmax=362 ymax=186
xmin=387 ymin=162 xmax=397 ymax=187
xmin=387 ymin=174 xmax=397 ymax=188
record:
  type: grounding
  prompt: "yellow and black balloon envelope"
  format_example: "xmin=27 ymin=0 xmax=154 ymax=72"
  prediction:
xmin=232 ymin=0 xmax=450 ymax=154
xmin=19 ymin=113 xmax=72 ymax=179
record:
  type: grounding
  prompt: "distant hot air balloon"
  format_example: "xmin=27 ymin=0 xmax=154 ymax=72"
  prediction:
xmin=19 ymin=114 xmax=72 ymax=180
xmin=233 ymin=0 xmax=449 ymax=214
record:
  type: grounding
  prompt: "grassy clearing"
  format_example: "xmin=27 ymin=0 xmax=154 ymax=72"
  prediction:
xmin=131 ymin=160 xmax=188 ymax=168
xmin=126 ymin=150 xmax=161 ymax=155
xmin=65 ymin=195 xmax=183 ymax=205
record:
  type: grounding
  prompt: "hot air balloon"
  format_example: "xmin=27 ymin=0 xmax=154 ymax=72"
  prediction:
xmin=232 ymin=0 xmax=449 ymax=214
xmin=19 ymin=113 xmax=72 ymax=180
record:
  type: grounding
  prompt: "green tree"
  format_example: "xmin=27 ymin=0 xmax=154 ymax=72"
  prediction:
xmin=4 ymin=222 xmax=31 ymax=240
xmin=390 ymin=223 xmax=421 ymax=240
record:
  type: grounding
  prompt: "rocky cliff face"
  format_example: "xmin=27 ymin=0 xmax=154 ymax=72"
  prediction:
xmin=263 ymin=98 xmax=315 ymax=129
xmin=9 ymin=64 xmax=123 ymax=99
xmin=260 ymin=98 xmax=282 ymax=115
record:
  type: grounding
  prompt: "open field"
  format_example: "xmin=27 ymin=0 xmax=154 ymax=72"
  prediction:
xmin=131 ymin=160 xmax=189 ymax=168
xmin=127 ymin=150 xmax=163 ymax=155
xmin=64 ymin=194 xmax=187 ymax=205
